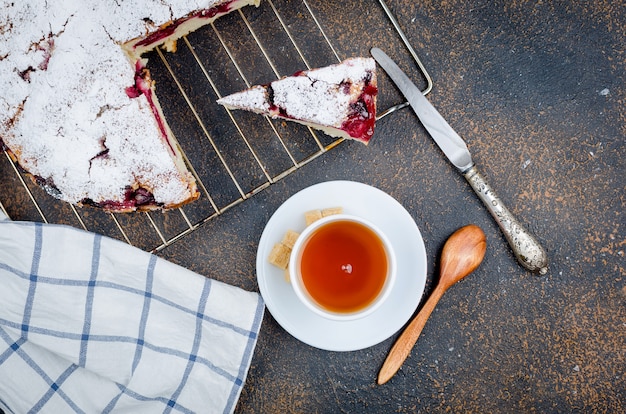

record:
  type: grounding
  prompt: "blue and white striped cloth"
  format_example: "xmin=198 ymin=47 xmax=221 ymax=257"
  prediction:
xmin=0 ymin=212 xmax=264 ymax=413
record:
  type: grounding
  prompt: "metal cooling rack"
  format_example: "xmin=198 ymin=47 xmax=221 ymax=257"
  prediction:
xmin=0 ymin=0 xmax=431 ymax=252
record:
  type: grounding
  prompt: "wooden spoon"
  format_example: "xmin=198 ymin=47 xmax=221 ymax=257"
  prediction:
xmin=377 ymin=224 xmax=487 ymax=385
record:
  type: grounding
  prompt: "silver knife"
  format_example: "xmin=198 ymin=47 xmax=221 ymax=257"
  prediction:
xmin=371 ymin=47 xmax=548 ymax=274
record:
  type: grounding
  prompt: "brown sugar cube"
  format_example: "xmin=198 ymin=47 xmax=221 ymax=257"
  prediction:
xmin=268 ymin=242 xmax=291 ymax=270
xmin=281 ymin=230 xmax=300 ymax=249
xmin=284 ymin=268 xmax=291 ymax=283
xmin=321 ymin=206 xmax=343 ymax=217
xmin=304 ymin=209 xmax=323 ymax=226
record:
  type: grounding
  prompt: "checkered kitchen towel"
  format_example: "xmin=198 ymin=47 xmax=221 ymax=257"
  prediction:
xmin=0 ymin=212 xmax=264 ymax=414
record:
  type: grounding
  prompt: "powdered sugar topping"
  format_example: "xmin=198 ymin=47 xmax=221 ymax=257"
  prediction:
xmin=0 ymin=0 xmax=243 ymax=208
xmin=273 ymin=58 xmax=374 ymax=126
xmin=218 ymin=58 xmax=376 ymax=128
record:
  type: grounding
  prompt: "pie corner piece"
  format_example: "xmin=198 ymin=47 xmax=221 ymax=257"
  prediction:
xmin=0 ymin=0 xmax=260 ymax=213
xmin=217 ymin=57 xmax=379 ymax=145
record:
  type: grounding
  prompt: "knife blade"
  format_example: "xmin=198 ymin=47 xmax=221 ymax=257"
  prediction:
xmin=371 ymin=47 xmax=548 ymax=274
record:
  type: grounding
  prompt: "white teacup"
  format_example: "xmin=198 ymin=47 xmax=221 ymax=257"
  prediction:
xmin=289 ymin=214 xmax=396 ymax=321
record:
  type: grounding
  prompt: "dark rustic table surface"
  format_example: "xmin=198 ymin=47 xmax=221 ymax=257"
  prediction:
xmin=1 ymin=1 xmax=624 ymax=412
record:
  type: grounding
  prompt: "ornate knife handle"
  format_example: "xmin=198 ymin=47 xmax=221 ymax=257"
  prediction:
xmin=463 ymin=165 xmax=548 ymax=274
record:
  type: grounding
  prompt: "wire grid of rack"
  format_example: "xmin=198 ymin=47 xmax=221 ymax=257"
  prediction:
xmin=0 ymin=0 xmax=431 ymax=253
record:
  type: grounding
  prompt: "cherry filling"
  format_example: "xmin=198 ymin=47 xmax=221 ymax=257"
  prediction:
xmin=82 ymin=186 xmax=161 ymax=210
xmin=341 ymin=83 xmax=377 ymax=141
xmin=37 ymin=37 xmax=54 ymax=71
xmin=17 ymin=36 xmax=55 ymax=82
xmin=125 ymin=62 xmax=176 ymax=155
xmin=89 ymin=147 xmax=110 ymax=172
xmin=134 ymin=2 xmax=235 ymax=49
xmin=266 ymin=85 xmax=289 ymax=117
xmin=18 ymin=66 xmax=36 ymax=82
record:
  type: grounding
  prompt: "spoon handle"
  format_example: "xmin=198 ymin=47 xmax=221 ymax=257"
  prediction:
xmin=377 ymin=285 xmax=446 ymax=385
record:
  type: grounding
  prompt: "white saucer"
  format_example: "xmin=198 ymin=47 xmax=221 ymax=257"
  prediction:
xmin=256 ymin=180 xmax=427 ymax=351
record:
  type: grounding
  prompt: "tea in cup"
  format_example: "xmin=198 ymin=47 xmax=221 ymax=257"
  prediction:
xmin=289 ymin=214 xmax=396 ymax=321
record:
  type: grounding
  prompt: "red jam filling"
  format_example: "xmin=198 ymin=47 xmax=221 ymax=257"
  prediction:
xmin=17 ymin=37 xmax=54 ymax=82
xmin=82 ymin=186 xmax=161 ymax=211
xmin=134 ymin=2 xmax=235 ymax=49
xmin=125 ymin=61 xmax=176 ymax=155
xmin=340 ymin=84 xmax=378 ymax=142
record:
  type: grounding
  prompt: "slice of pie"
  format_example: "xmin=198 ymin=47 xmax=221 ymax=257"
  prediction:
xmin=0 ymin=0 xmax=259 ymax=212
xmin=217 ymin=58 xmax=378 ymax=144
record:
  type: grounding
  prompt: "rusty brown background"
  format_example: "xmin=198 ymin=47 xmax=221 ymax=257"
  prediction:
xmin=1 ymin=1 xmax=624 ymax=412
